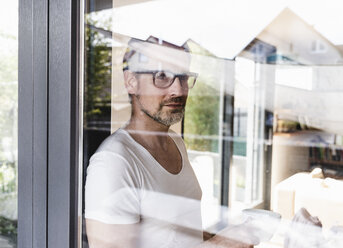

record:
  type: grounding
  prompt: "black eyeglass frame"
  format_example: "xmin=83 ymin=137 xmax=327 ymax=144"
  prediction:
xmin=133 ymin=70 xmax=198 ymax=89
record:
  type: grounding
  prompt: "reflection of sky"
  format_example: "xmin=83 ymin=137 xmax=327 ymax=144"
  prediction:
xmin=0 ymin=2 xmax=18 ymax=55
xmin=108 ymin=0 xmax=343 ymax=59
xmin=289 ymin=0 xmax=343 ymax=45
xmin=3 ymin=0 xmax=343 ymax=52
xmin=112 ymin=0 xmax=285 ymax=59
xmin=0 ymin=2 xmax=18 ymax=36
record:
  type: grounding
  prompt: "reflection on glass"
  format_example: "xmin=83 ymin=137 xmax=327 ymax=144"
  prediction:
xmin=0 ymin=1 xmax=18 ymax=247
xmin=82 ymin=1 xmax=343 ymax=247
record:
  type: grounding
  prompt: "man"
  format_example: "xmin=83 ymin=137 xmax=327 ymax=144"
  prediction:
xmin=85 ymin=37 xmax=256 ymax=248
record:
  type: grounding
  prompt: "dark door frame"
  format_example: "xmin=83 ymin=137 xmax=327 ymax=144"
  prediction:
xmin=18 ymin=0 xmax=81 ymax=247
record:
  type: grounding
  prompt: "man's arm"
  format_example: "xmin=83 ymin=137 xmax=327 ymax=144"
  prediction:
xmin=87 ymin=219 xmax=256 ymax=248
xmin=85 ymin=151 xmax=142 ymax=248
xmin=86 ymin=219 xmax=139 ymax=248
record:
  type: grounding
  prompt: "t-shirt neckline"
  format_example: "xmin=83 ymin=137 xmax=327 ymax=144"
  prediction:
xmin=118 ymin=128 xmax=184 ymax=176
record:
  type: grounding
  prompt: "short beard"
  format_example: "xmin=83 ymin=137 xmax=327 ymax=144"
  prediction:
xmin=141 ymin=107 xmax=185 ymax=126
xmin=137 ymin=96 xmax=186 ymax=126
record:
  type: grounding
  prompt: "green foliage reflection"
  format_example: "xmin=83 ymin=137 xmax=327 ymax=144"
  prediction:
xmin=84 ymin=14 xmax=112 ymax=127
xmin=184 ymin=81 xmax=219 ymax=152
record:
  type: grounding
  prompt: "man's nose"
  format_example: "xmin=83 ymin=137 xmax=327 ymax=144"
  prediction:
xmin=169 ymin=77 xmax=188 ymax=96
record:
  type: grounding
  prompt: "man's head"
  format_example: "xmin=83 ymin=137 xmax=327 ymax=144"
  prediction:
xmin=123 ymin=37 xmax=197 ymax=127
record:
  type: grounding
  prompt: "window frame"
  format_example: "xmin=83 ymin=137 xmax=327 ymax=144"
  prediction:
xmin=18 ymin=0 xmax=82 ymax=247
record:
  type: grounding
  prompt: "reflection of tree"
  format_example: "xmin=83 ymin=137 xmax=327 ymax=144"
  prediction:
xmin=0 ymin=31 xmax=17 ymax=83
xmin=83 ymin=13 xmax=113 ymax=189
xmin=0 ymin=26 xmax=18 ymax=245
xmin=0 ymin=215 xmax=16 ymax=245
xmin=84 ymin=15 xmax=112 ymax=129
xmin=0 ymin=83 xmax=17 ymax=163
xmin=0 ymin=162 xmax=16 ymax=193
xmin=0 ymin=29 xmax=18 ymax=194
xmin=0 ymin=29 xmax=18 ymax=164
xmin=183 ymin=40 xmax=220 ymax=153
xmin=184 ymin=82 xmax=219 ymax=152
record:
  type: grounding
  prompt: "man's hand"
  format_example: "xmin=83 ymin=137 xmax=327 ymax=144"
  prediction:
xmin=212 ymin=219 xmax=260 ymax=247
xmin=196 ymin=218 xmax=259 ymax=248
xmin=205 ymin=235 xmax=255 ymax=248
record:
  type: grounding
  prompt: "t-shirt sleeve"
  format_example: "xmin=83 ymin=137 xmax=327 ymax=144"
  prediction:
xmin=84 ymin=151 xmax=141 ymax=224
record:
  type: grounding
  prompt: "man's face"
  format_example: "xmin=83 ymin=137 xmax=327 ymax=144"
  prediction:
xmin=125 ymin=41 xmax=193 ymax=127
xmin=134 ymin=67 xmax=189 ymax=126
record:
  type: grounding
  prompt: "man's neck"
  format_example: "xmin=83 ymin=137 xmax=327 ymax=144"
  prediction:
xmin=125 ymin=117 xmax=169 ymax=133
xmin=124 ymin=116 xmax=170 ymax=150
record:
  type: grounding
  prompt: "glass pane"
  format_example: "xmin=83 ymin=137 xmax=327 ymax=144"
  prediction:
xmin=0 ymin=2 xmax=18 ymax=247
xmin=81 ymin=1 xmax=343 ymax=247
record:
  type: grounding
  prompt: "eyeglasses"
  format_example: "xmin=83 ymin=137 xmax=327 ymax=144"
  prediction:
xmin=133 ymin=70 xmax=198 ymax=89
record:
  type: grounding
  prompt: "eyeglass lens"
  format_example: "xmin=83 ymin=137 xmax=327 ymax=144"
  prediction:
xmin=154 ymin=71 xmax=196 ymax=89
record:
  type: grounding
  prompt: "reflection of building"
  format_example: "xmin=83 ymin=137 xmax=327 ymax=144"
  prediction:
xmin=230 ymin=7 xmax=343 ymax=211
xmin=108 ymin=7 xmax=343 ymax=213
xmin=258 ymin=8 xmax=343 ymax=65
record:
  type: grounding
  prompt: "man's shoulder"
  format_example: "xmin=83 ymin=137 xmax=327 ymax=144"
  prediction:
xmin=96 ymin=128 xmax=134 ymax=154
xmin=87 ymin=129 xmax=142 ymax=175
xmin=88 ymin=129 xmax=139 ymax=168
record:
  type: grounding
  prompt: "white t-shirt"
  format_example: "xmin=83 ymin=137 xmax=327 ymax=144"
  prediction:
xmin=85 ymin=128 xmax=203 ymax=248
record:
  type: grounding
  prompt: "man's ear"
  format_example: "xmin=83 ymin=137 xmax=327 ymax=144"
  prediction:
xmin=123 ymin=70 xmax=138 ymax=95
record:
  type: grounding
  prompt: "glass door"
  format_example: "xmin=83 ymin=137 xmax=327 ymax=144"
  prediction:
xmin=79 ymin=1 xmax=343 ymax=248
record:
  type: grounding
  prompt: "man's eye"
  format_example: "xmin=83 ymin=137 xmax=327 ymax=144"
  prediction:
xmin=156 ymin=71 xmax=172 ymax=81
xmin=179 ymin=75 xmax=189 ymax=82
xmin=156 ymin=72 xmax=166 ymax=79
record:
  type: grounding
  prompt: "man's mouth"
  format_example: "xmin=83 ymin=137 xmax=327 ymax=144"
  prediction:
xmin=164 ymin=103 xmax=185 ymax=108
xmin=163 ymin=97 xmax=186 ymax=107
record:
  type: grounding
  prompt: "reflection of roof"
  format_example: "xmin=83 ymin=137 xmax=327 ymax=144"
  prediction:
xmin=260 ymin=8 xmax=338 ymax=48
xmin=255 ymin=8 xmax=343 ymax=64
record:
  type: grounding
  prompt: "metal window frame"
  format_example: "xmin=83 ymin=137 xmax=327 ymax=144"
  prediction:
xmin=18 ymin=0 xmax=81 ymax=247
